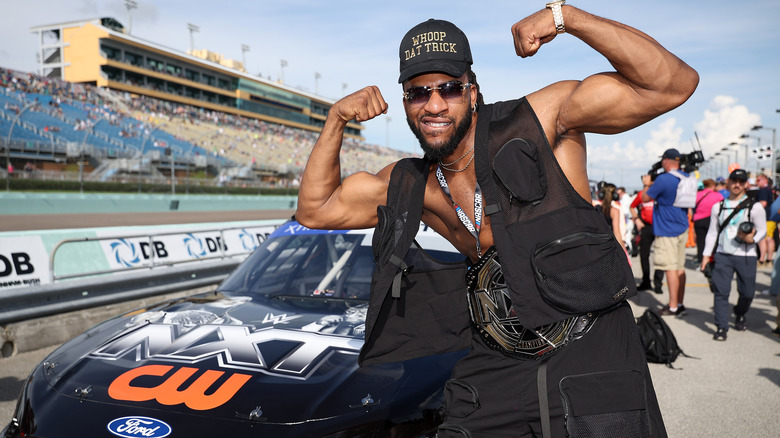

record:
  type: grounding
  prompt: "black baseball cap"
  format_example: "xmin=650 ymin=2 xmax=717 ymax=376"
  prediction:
xmin=398 ymin=19 xmax=473 ymax=83
xmin=729 ymin=168 xmax=748 ymax=182
xmin=661 ymin=148 xmax=681 ymax=161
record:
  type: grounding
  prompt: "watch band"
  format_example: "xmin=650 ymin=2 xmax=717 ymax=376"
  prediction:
xmin=546 ymin=0 xmax=566 ymax=34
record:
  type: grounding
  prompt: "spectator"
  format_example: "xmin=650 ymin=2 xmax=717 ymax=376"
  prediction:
xmin=596 ymin=183 xmax=625 ymax=248
xmin=700 ymin=168 xmax=766 ymax=341
xmin=716 ymin=177 xmax=729 ymax=198
xmin=642 ymin=148 xmax=691 ymax=316
xmin=617 ymin=186 xmax=635 ymax=253
xmin=631 ymin=180 xmax=665 ymax=294
xmin=755 ymin=174 xmax=774 ymax=264
xmin=693 ymin=179 xmax=724 ymax=262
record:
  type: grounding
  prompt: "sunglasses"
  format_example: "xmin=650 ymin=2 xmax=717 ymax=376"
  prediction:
xmin=403 ymin=81 xmax=472 ymax=105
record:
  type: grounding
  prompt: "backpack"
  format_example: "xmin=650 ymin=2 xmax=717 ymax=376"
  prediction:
xmin=668 ymin=169 xmax=697 ymax=208
xmin=636 ymin=309 xmax=688 ymax=368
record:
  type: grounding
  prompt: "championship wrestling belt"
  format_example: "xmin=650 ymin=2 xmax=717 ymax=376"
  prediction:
xmin=466 ymin=246 xmax=598 ymax=360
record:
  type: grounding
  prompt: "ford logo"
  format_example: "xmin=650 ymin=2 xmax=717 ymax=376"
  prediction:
xmin=107 ymin=416 xmax=172 ymax=438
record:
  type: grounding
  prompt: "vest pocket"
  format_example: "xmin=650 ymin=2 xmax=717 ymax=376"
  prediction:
xmin=559 ymin=370 xmax=651 ymax=438
xmin=532 ymin=232 xmax=630 ymax=314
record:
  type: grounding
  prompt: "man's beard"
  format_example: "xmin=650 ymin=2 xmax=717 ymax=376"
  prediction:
xmin=407 ymin=104 xmax=473 ymax=162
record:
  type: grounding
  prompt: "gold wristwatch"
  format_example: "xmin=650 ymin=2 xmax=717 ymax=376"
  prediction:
xmin=546 ymin=0 xmax=566 ymax=34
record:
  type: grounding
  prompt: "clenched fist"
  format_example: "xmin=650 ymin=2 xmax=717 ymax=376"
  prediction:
xmin=332 ymin=86 xmax=388 ymax=123
xmin=511 ymin=8 xmax=560 ymax=58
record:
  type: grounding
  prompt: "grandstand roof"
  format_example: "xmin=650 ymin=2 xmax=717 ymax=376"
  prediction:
xmin=30 ymin=17 xmax=337 ymax=106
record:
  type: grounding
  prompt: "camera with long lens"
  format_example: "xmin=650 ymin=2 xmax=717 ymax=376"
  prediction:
xmin=734 ymin=221 xmax=755 ymax=244
xmin=646 ymin=150 xmax=705 ymax=176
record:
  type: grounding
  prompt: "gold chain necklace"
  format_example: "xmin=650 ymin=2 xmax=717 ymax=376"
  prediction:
xmin=439 ymin=153 xmax=475 ymax=173
xmin=439 ymin=144 xmax=475 ymax=167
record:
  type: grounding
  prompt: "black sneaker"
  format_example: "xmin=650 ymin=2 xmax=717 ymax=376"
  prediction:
xmin=734 ymin=314 xmax=747 ymax=331
xmin=659 ymin=305 xmax=682 ymax=316
xmin=713 ymin=328 xmax=727 ymax=341
xmin=637 ymin=281 xmax=652 ymax=291
xmin=676 ymin=305 xmax=687 ymax=316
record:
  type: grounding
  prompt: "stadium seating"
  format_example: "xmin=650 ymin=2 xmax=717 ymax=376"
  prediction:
xmin=1 ymin=66 xmax=417 ymax=179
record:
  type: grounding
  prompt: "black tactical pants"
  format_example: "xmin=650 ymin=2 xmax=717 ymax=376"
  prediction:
xmin=437 ymin=303 xmax=666 ymax=438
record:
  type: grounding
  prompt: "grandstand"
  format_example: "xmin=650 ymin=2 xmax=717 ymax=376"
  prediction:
xmin=0 ymin=15 xmax=418 ymax=190
xmin=0 ymin=66 xmax=416 ymax=189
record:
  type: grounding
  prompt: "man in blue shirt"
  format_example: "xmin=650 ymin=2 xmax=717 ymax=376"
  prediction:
xmin=642 ymin=148 xmax=690 ymax=316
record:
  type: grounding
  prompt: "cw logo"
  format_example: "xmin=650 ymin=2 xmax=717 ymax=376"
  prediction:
xmin=108 ymin=365 xmax=251 ymax=411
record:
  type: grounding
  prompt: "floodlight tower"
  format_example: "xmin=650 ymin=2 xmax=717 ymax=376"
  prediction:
xmin=124 ymin=0 xmax=138 ymax=34
xmin=280 ymin=59 xmax=288 ymax=84
xmin=241 ymin=44 xmax=250 ymax=71
xmin=187 ymin=23 xmax=200 ymax=53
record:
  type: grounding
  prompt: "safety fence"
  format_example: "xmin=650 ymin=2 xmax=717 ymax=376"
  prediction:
xmin=0 ymin=222 xmax=281 ymax=324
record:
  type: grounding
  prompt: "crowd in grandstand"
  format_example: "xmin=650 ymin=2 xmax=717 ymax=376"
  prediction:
xmin=1 ymin=67 xmax=416 ymax=182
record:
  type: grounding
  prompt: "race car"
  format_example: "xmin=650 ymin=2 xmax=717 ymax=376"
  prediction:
xmin=2 ymin=221 xmax=468 ymax=438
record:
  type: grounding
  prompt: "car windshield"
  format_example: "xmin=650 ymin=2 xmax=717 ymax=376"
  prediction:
xmin=219 ymin=233 xmax=375 ymax=300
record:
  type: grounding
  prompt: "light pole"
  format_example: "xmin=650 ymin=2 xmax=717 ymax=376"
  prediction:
xmin=721 ymin=145 xmax=738 ymax=175
xmin=185 ymin=131 xmax=213 ymax=194
xmin=740 ymin=134 xmax=759 ymax=174
xmin=712 ymin=152 xmax=723 ymax=179
xmin=727 ymin=141 xmax=744 ymax=170
xmin=79 ymin=118 xmax=107 ymax=194
xmin=187 ymin=23 xmax=199 ymax=53
xmin=241 ymin=44 xmax=250 ymax=72
xmin=124 ymin=0 xmax=137 ymax=35
xmin=280 ymin=59 xmax=288 ymax=84
xmin=5 ymin=102 xmax=35 ymax=191
xmin=752 ymin=125 xmax=776 ymax=182
xmin=314 ymin=72 xmax=321 ymax=95
xmin=138 ymin=126 xmax=162 ymax=193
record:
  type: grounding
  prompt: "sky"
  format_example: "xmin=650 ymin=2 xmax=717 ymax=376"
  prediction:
xmin=1 ymin=0 xmax=779 ymax=191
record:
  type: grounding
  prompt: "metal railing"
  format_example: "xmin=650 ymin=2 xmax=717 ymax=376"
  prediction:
xmin=0 ymin=223 xmax=280 ymax=324
xmin=49 ymin=225 xmax=262 ymax=282
xmin=0 ymin=258 xmax=239 ymax=324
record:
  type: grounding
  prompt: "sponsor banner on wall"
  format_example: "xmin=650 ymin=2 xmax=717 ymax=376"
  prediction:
xmin=97 ymin=225 xmax=278 ymax=269
xmin=0 ymin=236 xmax=51 ymax=290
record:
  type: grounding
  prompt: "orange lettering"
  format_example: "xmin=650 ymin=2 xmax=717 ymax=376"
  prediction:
xmin=108 ymin=365 xmax=251 ymax=411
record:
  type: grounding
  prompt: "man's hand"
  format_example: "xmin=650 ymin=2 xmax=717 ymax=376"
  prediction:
xmin=332 ymin=86 xmax=388 ymax=123
xmin=737 ymin=227 xmax=758 ymax=245
xmin=511 ymin=8 xmax=559 ymax=58
xmin=700 ymin=255 xmax=710 ymax=272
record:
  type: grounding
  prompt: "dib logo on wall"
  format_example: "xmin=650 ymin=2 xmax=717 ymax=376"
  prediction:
xmin=110 ymin=239 xmax=141 ymax=267
xmin=183 ymin=233 xmax=208 ymax=258
xmin=238 ymin=228 xmax=259 ymax=252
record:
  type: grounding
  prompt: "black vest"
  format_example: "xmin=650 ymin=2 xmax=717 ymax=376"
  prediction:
xmin=359 ymin=98 xmax=635 ymax=366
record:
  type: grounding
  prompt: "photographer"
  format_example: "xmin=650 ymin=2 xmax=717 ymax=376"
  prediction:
xmin=700 ymin=169 xmax=766 ymax=341
xmin=641 ymin=148 xmax=691 ymax=316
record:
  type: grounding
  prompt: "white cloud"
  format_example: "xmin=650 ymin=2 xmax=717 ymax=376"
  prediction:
xmin=693 ymin=95 xmax=761 ymax=165
xmin=587 ymin=117 xmax=685 ymax=188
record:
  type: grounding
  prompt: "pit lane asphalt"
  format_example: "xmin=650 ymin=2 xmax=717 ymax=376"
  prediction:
xmin=1 ymin=215 xmax=778 ymax=436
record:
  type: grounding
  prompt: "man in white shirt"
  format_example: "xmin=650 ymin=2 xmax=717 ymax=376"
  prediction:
xmin=700 ymin=169 xmax=767 ymax=341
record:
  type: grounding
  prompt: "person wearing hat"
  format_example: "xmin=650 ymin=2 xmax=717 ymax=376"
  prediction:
xmin=641 ymin=148 xmax=691 ymax=317
xmin=297 ymin=3 xmax=698 ymax=437
xmin=700 ymin=168 xmax=766 ymax=341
